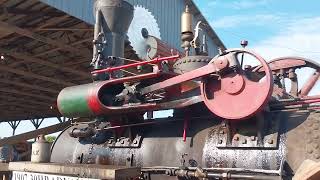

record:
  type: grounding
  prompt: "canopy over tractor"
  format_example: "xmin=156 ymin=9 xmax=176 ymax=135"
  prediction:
xmin=0 ymin=0 xmax=320 ymax=179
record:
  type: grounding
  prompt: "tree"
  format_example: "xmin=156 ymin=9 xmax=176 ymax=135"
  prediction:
xmin=46 ymin=136 xmax=56 ymax=143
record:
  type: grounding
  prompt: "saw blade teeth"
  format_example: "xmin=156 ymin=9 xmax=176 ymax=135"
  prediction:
xmin=127 ymin=5 xmax=161 ymax=59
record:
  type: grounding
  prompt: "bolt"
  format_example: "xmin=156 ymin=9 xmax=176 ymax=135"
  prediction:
xmin=240 ymin=40 xmax=248 ymax=48
xmin=165 ymin=169 xmax=172 ymax=176
xmin=242 ymin=139 xmax=247 ymax=144
xmin=133 ymin=139 xmax=138 ymax=144
xmin=250 ymin=136 xmax=256 ymax=141
xmin=221 ymin=122 xmax=227 ymax=127
xmin=121 ymin=140 xmax=125 ymax=144
xmin=233 ymin=135 xmax=240 ymax=141
xmin=218 ymin=140 xmax=223 ymax=144
xmin=267 ymin=139 xmax=274 ymax=144
xmin=108 ymin=140 xmax=113 ymax=144
xmin=244 ymin=65 xmax=252 ymax=70
xmin=136 ymin=65 xmax=142 ymax=72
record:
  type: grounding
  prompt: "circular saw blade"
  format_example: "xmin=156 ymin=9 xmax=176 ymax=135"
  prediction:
xmin=127 ymin=5 xmax=161 ymax=60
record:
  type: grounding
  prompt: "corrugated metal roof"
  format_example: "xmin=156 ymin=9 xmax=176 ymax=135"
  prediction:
xmin=40 ymin=0 xmax=226 ymax=55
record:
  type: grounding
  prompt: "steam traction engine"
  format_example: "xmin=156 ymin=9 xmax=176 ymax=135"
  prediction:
xmin=51 ymin=0 xmax=320 ymax=179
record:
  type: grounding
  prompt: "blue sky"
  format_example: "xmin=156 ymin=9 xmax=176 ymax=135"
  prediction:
xmin=1 ymin=0 xmax=320 ymax=138
xmin=194 ymin=0 xmax=320 ymax=60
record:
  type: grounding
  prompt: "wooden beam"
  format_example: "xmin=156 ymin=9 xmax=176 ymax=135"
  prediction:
xmin=0 ymin=0 xmax=10 ymax=6
xmin=0 ymin=112 xmax=59 ymax=122
xmin=0 ymin=95 xmax=52 ymax=106
xmin=0 ymin=20 xmax=89 ymax=58
xmin=0 ymin=48 xmax=90 ymax=78
xmin=0 ymin=88 xmax=56 ymax=101
xmin=0 ymin=65 xmax=75 ymax=86
xmin=0 ymin=7 xmax=64 ymax=16
xmin=0 ymin=103 xmax=49 ymax=114
xmin=36 ymin=28 xmax=93 ymax=31
xmin=3 ymin=108 xmax=51 ymax=118
xmin=0 ymin=97 xmax=52 ymax=108
xmin=36 ymin=15 xmax=70 ymax=30
xmin=34 ymin=37 xmax=92 ymax=58
xmin=0 ymin=121 xmax=72 ymax=146
xmin=0 ymin=28 xmax=12 ymax=39
xmin=0 ymin=110 xmax=57 ymax=121
xmin=0 ymin=79 xmax=59 ymax=93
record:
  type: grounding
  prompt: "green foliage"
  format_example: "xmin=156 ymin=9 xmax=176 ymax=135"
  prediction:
xmin=46 ymin=136 xmax=56 ymax=143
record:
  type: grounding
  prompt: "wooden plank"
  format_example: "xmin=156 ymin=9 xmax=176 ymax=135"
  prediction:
xmin=0 ymin=65 xmax=75 ymax=86
xmin=0 ymin=113 xmax=58 ymax=122
xmin=36 ymin=15 xmax=70 ymax=30
xmin=0 ymin=95 xmax=52 ymax=106
xmin=0 ymin=7 xmax=64 ymax=16
xmin=0 ymin=48 xmax=90 ymax=78
xmin=0 ymin=163 xmax=9 ymax=171
xmin=0 ymin=111 xmax=54 ymax=120
xmin=0 ymin=121 xmax=71 ymax=146
xmin=36 ymin=28 xmax=93 ymax=31
xmin=34 ymin=37 xmax=92 ymax=58
xmin=0 ymin=20 xmax=90 ymax=58
xmin=0 ymin=79 xmax=59 ymax=93
xmin=0 ymin=88 xmax=55 ymax=101
xmin=0 ymin=29 xmax=12 ymax=39
xmin=0 ymin=102 xmax=48 ymax=110
xmin=0 ymin=118 xmax=90 ymax=145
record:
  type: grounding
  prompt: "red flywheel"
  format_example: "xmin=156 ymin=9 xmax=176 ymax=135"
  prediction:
xmin=200 ymin=49 xmax=273 ymax=120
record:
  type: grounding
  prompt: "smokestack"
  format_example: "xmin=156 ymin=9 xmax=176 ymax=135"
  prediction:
xmin=92 ymin=0 xmax=134 ymax=80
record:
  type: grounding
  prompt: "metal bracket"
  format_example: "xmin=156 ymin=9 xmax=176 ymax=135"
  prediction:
xmin=105 ymin=135 xmax=142 ymax=148
xmin=215 ymin=113 xmax=280 ymax=149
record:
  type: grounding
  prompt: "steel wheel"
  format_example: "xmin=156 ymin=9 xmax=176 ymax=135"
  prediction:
xmin=256 ymin=57 xmax=320 ymax=98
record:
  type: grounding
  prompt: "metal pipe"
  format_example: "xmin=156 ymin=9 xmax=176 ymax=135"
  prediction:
xmin=299 ymin=70 xmax=320 ymax=96
xmin=96 ymin=116 xmax=212 ymax=131
xmin=270 ymin=95 xmax=320 ymax=107
xmin=92 ymin=9 xmax=101 ymax=65
xmin=207 ymin=173 xmax=280 ymax=180
xmin=275 ymin=95 xmax=320 ymax=102
xmin=142 ymin=167 xmax=281 ymax=179
xmin=142 ymin=166 xmax=281 ymax=175
xmin=91 ymin=55 xmax=179 ymax=74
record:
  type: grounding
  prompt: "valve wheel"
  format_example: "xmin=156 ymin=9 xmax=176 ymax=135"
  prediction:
xmin=200 ymin=49 xmax=273 ymax=120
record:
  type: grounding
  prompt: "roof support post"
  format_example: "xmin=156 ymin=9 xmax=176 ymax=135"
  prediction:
xmin=8 ymin=120 xmax=21 ymax=135
xmin=30 ymin=118 xmax=44 ymax=129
